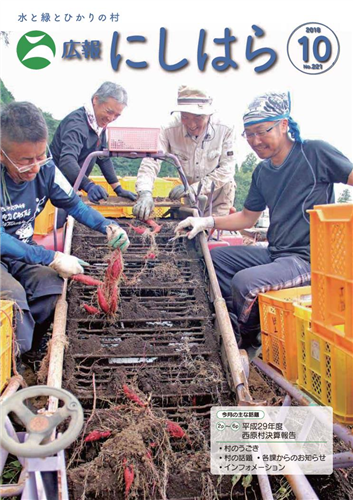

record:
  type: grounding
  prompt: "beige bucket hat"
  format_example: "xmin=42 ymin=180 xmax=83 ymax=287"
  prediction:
xmin=171 ymin=85 xmax=215 ymax=115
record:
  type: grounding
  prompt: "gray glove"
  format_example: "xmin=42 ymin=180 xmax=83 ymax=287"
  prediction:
xmin=132 ymin=191 xmax=154 ymax=220
xmin=169 ymin=185 xmax=186 ymax=200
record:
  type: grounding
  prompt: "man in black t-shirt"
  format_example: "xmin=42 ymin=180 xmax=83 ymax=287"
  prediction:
xmin=175 ymin=92 xmax=353 ymax=350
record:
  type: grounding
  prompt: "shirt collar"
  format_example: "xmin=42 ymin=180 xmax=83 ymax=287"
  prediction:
xmin=84 ymin=100 xmax=104 ymax=137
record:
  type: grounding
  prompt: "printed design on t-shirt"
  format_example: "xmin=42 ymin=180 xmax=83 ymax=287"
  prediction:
xmin=14 ymin=195 xmax=46 ymax=242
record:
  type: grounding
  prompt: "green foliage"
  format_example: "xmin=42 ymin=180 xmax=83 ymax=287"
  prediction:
xmin=337 ymin=188 xmax=352 ymax=204
xmin=234 ymin=153 xmax=259 ymax=211
xmin=42 ymin=111 xmax=60 ymax=144
xmin=1 ymin=459 xmax=21 ymax=484
xmin=97 ymin=157 xmax=179 ymax=178
xmin=0 ymin=79 xmax=60 ymax=143
xmin=241 ymin=153 xmax=258 ymax=173
xmin=0 ymin=79 xmax=14 ymax=105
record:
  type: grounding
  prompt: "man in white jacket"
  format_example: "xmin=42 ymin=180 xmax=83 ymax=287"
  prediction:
xmin=133 ymin=85 xmax=236 ymax=220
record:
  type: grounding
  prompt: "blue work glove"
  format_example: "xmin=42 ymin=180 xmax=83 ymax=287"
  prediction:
xmin=132 ymin=191 xmax=154 ymax=220
xmin=86 ymin=184 xmax=109 ymax=204
xmin=114 ymin=185 xmax=137 ymax=202
xmin=169 ymin=185 xmax=186 ymax=200
xmin=106 ymin=224 xmax=130 ymax=252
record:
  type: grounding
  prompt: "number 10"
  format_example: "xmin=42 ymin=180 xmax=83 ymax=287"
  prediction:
xmin=298 ymin=36 xmax=332 ymax=62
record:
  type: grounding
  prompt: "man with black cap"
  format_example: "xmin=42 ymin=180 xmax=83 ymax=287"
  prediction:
xmin=133 ymin=85 xmax=236 ymax=220
xmin=175 ymin=91 xmax=353 ymax=352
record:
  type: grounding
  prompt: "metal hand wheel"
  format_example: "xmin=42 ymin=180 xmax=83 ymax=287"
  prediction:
xmin=0 ymin=385 xmax=84 ymax=458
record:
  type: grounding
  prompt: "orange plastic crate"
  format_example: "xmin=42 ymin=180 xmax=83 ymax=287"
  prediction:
xmin=34 ymin=200 xmax=55 ymax=235
xmin=0 ymin=300 xmax=13 ymax=393
xmin=309 ymin=203 xmax=353 ymax=351
xmin=295 ymin=303 xmax=353 ymax=424
xmin=108 ymin=127 xmax=160 ymax=153
xmin=259 ymin=286 xmax=311 ymax=382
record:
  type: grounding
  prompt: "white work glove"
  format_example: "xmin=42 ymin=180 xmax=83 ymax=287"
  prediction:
xmin=49 ymin=252 xmax=89 ymax=279
xmin=106 ymin=224 xmax=130 ymax=252
xmin=175 ymin=216 xmax=214 ymax=239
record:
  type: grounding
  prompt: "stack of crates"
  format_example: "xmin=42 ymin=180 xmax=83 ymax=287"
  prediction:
xmin=87 ymin=176 xmax=182 ymax=218
xmin=0 ymin=300 xmax=14 ymax=393
xmin=295 ymin=203 xmax=353 ymax=423
xmin=258 ymin=286 xmax=311 ymax=382
xmin=87 ymin=176 xmax=125 ymax=218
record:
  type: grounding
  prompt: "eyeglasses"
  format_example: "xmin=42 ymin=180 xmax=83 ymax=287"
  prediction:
xmin=1 ymin=145 xmax=53 ymax=173
xmin=241 ymin=120 xmax=281 ymax=140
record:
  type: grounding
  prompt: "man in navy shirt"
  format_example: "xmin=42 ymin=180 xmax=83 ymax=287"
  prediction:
xmin=50 ymin=81 xmax=136 ymax=204
xmin=1 ymin=102 xmax=130 ymax=355
xmin=175 ymin=92 xmax=353 ymax=351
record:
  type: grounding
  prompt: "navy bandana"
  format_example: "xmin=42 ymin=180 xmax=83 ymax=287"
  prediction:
xmin=243 ymin=92 xmax=302 ymax=143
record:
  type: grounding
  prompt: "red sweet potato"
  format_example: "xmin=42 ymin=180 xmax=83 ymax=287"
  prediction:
xmin=144 ymin=253 xmax=156 ymax=259
xmin=84 ymin=430 xmax=111 ymax=442
xmin=166 ymin=420 xmax=186 ymax=438
xmin=122 ymin=384 xmax=146 ymax=407
xmin=109 ymin=256 xmax=123 ymax=280
xmin=123 ymin=459 xmax=134 ymax=499
xmin=71 ymin=274 xmax=103 ymax=287
xmin=126 ymin=222 xmax=146 ymax=235
xmin=83 ymin=304 xmax=100 ymax=315
xmin=109 ymin=284 xmax=119 ymax=314
xmin=146 ymin=219 xmax=162 ymax=234
xmin=97 ymin=287 xmax=109 ymax=313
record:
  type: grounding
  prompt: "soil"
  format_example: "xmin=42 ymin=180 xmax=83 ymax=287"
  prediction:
xmin=12 ymin=219 xmax=351 ymax=500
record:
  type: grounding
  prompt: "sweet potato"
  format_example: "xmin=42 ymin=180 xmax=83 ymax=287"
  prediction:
xmin=109 ymin=284 xmax=119 ymax=314
xmin=123 ymin=458 xmax=134 ymax=499
xmin=97 ymin=287 xmax=109 ymax=313
xmin=146 ymin=219 xmax=162 ymax=234
xmin=144 ymin=252 xmax=156 ymax=259
xmin=166 ymin=420 xmax=186 ymax=438
xmin=122 ymin=384 xmax=146 ymax=407
xmin=83 ymin=304 xmax=100 ymax=315
xmin=71 ymin=274 xmax=103 ymax=287
xmin=126 ymin=222 xmax=146 ymax=235
xmin=84 ymin=430 xmax=111 ymax=442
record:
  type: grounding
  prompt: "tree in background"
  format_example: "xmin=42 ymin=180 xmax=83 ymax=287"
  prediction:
xmin=234 ymin=153 xmax=259 ymax=211
xmin=0 ymin=31 xmax=9 ymax=46
xmin=1 ymin=79 xmax=60 ymax=143
xmin=1 ymin=78 xmax=261 ymax=188
xmin=337 ymin=188 xmax=352 ymax=203
xmin=0 ymin=79 xmax=14 ymax=105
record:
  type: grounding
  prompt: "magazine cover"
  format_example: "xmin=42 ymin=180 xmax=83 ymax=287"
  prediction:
xmin=0 ymin=0 xmax=352 ymax=499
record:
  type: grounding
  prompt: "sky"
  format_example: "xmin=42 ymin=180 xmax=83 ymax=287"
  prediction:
xmin=1 ymin=0 xmax=352 ymax=197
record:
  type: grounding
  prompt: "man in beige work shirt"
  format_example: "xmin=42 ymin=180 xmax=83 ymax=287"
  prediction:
xmin=133 ymin=86 xmax=236 ymax=220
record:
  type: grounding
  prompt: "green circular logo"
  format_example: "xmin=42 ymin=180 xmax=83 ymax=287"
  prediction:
xmin=17 ymin=31 xmax=56 ymax=70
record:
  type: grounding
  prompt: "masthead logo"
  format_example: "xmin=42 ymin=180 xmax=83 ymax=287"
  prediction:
xmin=17 ymin=31 xmax=56 ymax=70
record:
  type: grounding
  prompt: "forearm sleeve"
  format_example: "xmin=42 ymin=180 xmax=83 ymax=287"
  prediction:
xmin=67 ymin=199 xmax=113 ymax=235
xmin=1 ymin=228 xmax=55 ymax=265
